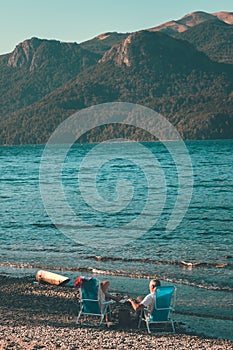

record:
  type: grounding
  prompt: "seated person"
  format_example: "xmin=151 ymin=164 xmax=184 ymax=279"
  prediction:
xmin=127 ymin=279 xmax=161 ymax=314
xmin=99 ymin=280 xmax=123 ymax=302
xmin=99 ymin=280 xmax=123 ymax=324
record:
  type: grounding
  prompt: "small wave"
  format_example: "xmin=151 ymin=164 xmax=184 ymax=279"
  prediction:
xmin=188 ymin=217 xmax=232 ymax=223
xmin=32 ymin=223 xmax=57 ymax=228
xmin=87 ymin=255 xmax=231 ymax=270
xmin=0 ymin=262 xmax=39 ymax=269
xmin=32 ymin=223 xmax=91 ymax=231
xmin=0 ymin=262 xmax=232 ymax=292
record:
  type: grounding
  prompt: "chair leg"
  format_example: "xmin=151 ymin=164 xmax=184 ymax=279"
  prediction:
xmin=171 ymin=320 xmax=175 ymax=333
xmin=76 ymin=310 xmax=82 ymax=324
xmin=99 ymin=314 xmax=105 ymax=325
xmin=146 ymin=321 xmax=151 ymax=334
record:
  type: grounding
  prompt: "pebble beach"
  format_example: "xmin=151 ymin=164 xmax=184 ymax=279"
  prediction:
xmin=0 ymin=276 xmax=232 ymax=350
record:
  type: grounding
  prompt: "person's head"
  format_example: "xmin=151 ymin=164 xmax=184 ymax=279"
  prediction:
xmin=101 ymin=280 xmax=110 ymax=292
xmin=149 ymin=279 xmax=161 ymax=293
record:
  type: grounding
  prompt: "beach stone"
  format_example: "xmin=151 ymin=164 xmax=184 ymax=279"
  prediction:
xmin=0 ymin=276 xmax=233 ymax=350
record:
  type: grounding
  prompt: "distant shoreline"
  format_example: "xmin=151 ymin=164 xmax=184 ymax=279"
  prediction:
xmin=1 ymin=138 xmax=233 ymax=147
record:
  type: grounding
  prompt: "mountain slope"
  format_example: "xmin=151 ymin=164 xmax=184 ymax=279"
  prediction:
xmin=0 ymin=37 xmax=100 ymax=119
xmin=213 ymin=11 xmax=233 ymax=24
xmin=1 ymin=11 xmax=233 ymax=145
xmin=176 ymin=19 xmax=233 ymax=64
xmin=149 ymin=11 xmax=233 ymax=35
xmin=80 ymin=32 xmax=129 ymax=55
xmin=1 ymin=30 xmax=232 ymax=144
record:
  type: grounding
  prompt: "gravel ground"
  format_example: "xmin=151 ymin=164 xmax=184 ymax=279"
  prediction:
xmin=0 ymin=276 xmax=232 ymax=350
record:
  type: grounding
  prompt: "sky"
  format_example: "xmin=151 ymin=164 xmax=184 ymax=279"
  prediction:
xmin=0 ymin=0 xmax=233 ymax=55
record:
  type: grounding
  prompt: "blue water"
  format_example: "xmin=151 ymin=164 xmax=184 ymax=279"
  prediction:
xmin=0 ymin=140 xmax=233 ymax=324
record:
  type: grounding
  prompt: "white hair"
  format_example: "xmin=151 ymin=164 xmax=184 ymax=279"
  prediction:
xmin=149 ymin=279 xmax=161 ymax=289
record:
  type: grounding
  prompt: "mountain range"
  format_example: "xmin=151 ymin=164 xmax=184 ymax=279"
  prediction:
xmin=0 ymin=10 xmax=233 ymax=144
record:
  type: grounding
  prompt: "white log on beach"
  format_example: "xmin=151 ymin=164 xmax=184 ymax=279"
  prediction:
xmin=36 ymin=270 xmax=70 ymax=285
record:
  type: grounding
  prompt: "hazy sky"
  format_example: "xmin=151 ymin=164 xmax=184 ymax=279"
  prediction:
xmin=1 ymin=0 xmax=232 ymax=55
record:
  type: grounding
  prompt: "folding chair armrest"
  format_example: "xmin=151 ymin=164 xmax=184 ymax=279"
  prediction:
xmin=100 ymin=300 xmax=114 ymax=306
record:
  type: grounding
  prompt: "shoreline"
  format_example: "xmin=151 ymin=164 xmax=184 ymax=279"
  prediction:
xmin=0 ymin=275 xmax=232 ymax=349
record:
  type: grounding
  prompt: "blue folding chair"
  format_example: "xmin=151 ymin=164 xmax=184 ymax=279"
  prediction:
xmin=76 ymin=277 xmax=113 ymax=325
xmin=138 ymin=285 xmax=176 ymax=333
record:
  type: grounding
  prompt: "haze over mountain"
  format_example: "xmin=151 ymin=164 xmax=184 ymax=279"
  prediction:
xmin=0 ymin=11 xmax=233 ymax=144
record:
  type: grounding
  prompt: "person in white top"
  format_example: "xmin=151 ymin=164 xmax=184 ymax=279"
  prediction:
xmin=127 ymin=279 xmax=161 ymax=314
xmin=98 ymin=280 xmax=123 ymax=324
xmin=99 ymin=280 xmax=123 ymax=303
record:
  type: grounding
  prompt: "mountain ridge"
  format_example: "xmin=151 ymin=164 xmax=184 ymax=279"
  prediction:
xmin=1 ymin=29 xmax=232 ymax=144
xmin=0 ymin=38 xmax=100 ymax=118
xmin=148 ymin=10 xmax=233 ymax=35
xmin=0 ymin=11 xmax=233 ymax=144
